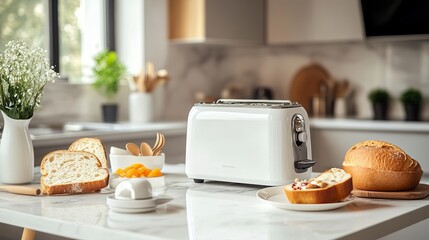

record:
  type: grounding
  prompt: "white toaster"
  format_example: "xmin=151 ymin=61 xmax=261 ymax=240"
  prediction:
xmin=185 ymin=99 xmax=316 ymax=186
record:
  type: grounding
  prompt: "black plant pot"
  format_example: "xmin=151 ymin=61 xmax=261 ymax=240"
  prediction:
xmin=404 ymin=103 xmax=420 ymax=121
xmin=372 ymin=102 xmax=388 ymax=120
xmin=102 ymin=104 xmax=118 ymax=123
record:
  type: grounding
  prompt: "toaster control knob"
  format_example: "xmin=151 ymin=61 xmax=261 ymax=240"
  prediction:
xmin=293 ymin=115 xmax=305 ymax=133
xmin=297 ymin=132 xmax=307 ymax=143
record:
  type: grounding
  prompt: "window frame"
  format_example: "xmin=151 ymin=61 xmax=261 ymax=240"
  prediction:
xmin=48 ymin=0 xmax=115 ymax=79
xmin=48 ymin=0 xmax=59 ymax=73
xmin=105 ymin=0 xmax=115 ymax=51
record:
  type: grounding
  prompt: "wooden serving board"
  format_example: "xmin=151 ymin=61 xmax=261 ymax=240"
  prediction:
xmin=289 ymin=63 xmax=331 ymax=112
xmin=352 ymin=184 xmax=429 ymax=200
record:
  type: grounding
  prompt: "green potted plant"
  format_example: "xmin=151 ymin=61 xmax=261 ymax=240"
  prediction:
xmin=400 ymin=88 xmax=423 ymax=121
xmin=368 ymin=88 xmax=390 ymax=120
xmin=92 ymin=50 xmax=126 ymax=122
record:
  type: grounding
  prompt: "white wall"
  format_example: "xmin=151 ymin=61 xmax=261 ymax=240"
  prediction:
xmin=115 ymin=0 xmax=145 ymax=75
xmin=144 ymin=0 xmax=168 ymax=70
xmin=115 ymin=0 xmax=168 ymax=75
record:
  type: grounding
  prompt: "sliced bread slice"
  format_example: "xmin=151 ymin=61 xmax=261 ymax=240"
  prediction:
xmin=284 ymin=168 xmax=352 ymax=204
xmin=69 ymin=137 xmax=108 ymax=169
xmin=40 ymin=150 xmax=109 ymax=195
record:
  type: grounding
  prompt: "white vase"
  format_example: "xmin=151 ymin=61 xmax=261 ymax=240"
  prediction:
xmin=0 ymin=111 xmax=34 ymax=184
xmin=129 ymin=92 xmax=154 ymax=123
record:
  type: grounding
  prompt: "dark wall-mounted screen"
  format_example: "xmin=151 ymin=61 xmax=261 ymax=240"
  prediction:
xmin=361 ymin=0 xmax=429 ymax=37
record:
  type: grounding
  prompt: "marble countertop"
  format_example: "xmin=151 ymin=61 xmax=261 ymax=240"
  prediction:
xmin=310 ymin=117 xmax=429 ymax=132
xmin=0 ymin=165 xmax=428 ymax=240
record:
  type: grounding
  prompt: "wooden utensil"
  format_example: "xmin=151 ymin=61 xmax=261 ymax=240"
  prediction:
xmin=152 ymin=133 xmax=161 ymax=152
xmin=126 ymin=143 xmax=140 ymax=156
xmin=146 ymin=62 xmax=155 ymax=81
xmin=152 ymin=135 xmax=161 ymax=156
xmin=153 ymin=133 xmax=165 ymax=156
xmin=0 ymin=185 xmax=41 ymax=196
xmin=21 ymin=228 xmax=36 ymax=240
xmin=334 ymin=79 xmax=350 ymax=98
xmin=135 ymin=67 xmax=151 ymax=93
xmin=290 ymin=63 xmax=331 ymax=111
xmin=140 ymin=142 xmax=153 ymax=156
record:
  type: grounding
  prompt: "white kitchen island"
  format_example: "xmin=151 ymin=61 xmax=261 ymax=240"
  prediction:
xmin=0 ymin=164 xmax=428 ymax=240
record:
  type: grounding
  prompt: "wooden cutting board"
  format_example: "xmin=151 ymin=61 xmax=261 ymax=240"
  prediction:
xmin=352 ymin=184 xmax=429 ymax=200
xmin=289 ymin=63 xmax=332 ymax=112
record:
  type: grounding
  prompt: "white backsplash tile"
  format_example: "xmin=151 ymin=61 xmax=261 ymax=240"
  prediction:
xmin=30 ymin=82 xmax=132 ymax=126
xmin=164 ymin=41 xmax=429 ymax=121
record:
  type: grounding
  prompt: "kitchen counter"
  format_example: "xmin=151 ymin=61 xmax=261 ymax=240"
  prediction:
xmin=29 ymin=121 xmax=187 ymax=147
xmin=0 ymin=165 xmax=428 ymax=240
xmin=24 ymin=121 xmax=188 ymax=166
xmin=310 ymin=117 xmax=429 ymax=132
xmin=309 ymin=118 xmax=429 ymax=173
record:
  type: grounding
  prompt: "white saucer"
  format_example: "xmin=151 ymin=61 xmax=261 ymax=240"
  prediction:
xmin=106 ymin=195 xmax=173 ymax=213
xmin=256 ymin=186 xmax=355 ymax=211
xmin=109 ymin=206 xmax=157 ymax=213
xmin=107 ymin=195 xmax=156 ymax=209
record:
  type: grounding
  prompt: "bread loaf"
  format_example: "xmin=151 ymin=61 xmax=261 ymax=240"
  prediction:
xmin=343 ymin=140 xmax=422 ymax=191
xmin=69 ymin=138 xmax=108 ymax=169
xmin=40 ymin=150 xmax=109 ymax=195
xmin=284 ymin=168 xmax=352 ymax=204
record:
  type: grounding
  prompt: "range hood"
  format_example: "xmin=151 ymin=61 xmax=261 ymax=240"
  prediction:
xmin=361 ymin=0 xmax=429 ymax=41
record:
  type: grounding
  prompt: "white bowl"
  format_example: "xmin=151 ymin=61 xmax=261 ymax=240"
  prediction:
xmin=109 ymin=153 xmax=165 ymax=172
xmin=110 ymin=146 xmax=130 ymax=155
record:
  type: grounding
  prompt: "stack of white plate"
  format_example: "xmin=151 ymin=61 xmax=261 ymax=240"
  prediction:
xmin=106 ymin=178 xmax=171 ymax=213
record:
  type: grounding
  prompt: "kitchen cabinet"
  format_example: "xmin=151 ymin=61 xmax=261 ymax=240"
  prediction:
xmin=168 ymin=0 xmax=264 ymax=44
xmin=267 ymin=0 xmax=364 ymax=44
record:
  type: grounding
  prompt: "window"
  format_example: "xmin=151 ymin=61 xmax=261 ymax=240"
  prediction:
xmin=0 ymin=0 xmax=108 ymax=83
xmin=59 ymin=0 xmax=83 ymax=83
xmin=59 ymin=0 xmax=105 ymax=83
xmin=0 ymin=0 xmax=48 ymax=49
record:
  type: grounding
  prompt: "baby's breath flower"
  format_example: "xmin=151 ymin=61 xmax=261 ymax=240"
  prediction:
xmin=0 ymin=40 xmax=60 ymax=119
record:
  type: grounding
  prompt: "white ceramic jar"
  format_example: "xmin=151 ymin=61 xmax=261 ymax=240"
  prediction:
xmin=129 ymin=92 xmax=154 ymax=123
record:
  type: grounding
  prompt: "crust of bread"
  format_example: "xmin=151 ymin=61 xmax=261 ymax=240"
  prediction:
xmin=343 ymin=140 xmax=421 ymax=172
xmin=40 ymin=150 xmax=109 ymax=195
xmin=342 ymin=165 xmax=421 ymax=191
xmin=343 ymin=140 xmax=422 ymax=191
xmin=41 ymin=177 xmax=109 ymax=195
xmin=284 ymin=169 xmax=353 ymax=204
xmin=69 ymin=137 xmax=108 ymax=169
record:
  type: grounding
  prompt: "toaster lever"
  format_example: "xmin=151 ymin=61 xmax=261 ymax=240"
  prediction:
xmin=295 ymin=159 xmax=317 ymax=170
